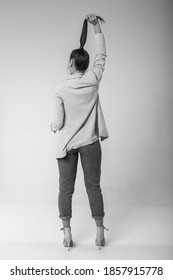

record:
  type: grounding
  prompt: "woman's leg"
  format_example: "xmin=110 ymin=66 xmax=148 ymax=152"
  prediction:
xmin=57 ymin=150 xmax=78 ymax=224
xmin=80 ymin=140 xmax=108 ymax=248
xmin=80 ymin=140 xmax=105 ymax=221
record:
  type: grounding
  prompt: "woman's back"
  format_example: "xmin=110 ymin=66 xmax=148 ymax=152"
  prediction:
xmin=52 ymin=33 xmax=108 ymax=158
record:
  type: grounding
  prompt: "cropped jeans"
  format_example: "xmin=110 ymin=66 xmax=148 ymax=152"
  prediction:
xmin=57 ymin=140 xmax=105 ymax=221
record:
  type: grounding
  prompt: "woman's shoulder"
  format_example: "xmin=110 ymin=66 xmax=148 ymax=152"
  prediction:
xmin=52 ymin=81 xmax=65 ymax=96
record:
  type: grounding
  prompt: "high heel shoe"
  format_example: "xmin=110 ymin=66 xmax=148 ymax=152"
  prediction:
xmin=95 ymin=226 xmax=109 ymax=250
xmin=61 ymin=227 xmax=73 ymax=251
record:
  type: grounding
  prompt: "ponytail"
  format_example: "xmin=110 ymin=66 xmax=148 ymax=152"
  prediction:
xmin=80 ymin=19 xmax=88 ymax=49
xmin=80 ymin=16 xmax=105 ymax=49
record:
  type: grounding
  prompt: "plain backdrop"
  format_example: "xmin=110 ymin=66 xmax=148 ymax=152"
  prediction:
xmin=0 ymin=0 xmax=173 ymax=248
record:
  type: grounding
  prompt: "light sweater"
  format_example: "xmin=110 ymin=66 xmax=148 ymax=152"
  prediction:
xmin=51 ymin=33 xmax=109 ymax=158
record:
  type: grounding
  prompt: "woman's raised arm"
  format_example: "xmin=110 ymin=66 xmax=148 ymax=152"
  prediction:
xmin=86 ymin=14 xmax=106 ymax=82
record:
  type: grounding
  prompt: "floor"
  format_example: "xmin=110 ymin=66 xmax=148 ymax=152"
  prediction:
xmin=0 ymin=203 xmax=172 ymax=260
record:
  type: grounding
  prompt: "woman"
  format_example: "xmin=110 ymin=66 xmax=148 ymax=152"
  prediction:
xmin=51 ymin=13 xmax=109 ymax=250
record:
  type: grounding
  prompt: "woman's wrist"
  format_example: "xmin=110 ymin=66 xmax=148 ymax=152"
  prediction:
xmin=93 ymin=22 xmax=102 ymax=33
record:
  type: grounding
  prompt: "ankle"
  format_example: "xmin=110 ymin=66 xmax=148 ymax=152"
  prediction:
xmin=62 ymin=219 xmax=71 ymax=228
xmin=95 ymin=218 xmax=103 ymax=227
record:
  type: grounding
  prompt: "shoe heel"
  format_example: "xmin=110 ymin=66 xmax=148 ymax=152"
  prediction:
xmin=67 ymin=240 xmax=71 ymax=251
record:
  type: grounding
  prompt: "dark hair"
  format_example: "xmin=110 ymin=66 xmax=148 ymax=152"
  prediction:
xmin=70 ymin=16 xmax=105 ymax=72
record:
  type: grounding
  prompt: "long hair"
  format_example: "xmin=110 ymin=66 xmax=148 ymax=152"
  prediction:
xmin=70 ymin=16 xmax=105 ymax=72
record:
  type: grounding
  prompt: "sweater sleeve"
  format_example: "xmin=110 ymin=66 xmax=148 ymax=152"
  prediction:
xmin=50 ymin=84 xmax=64 ymax=132
xmin=92 ymin=33 xmax=106 ymax=83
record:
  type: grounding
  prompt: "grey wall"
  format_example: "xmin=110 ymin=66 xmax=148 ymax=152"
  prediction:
xmin=0 ymin=0 xmax=173 ymax=207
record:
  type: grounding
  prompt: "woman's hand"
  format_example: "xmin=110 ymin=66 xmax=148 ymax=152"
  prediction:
xmin=50 ymin=123 xmax=56 ymax=133
xmin=86 ymin=13 xmax=98 ymax=25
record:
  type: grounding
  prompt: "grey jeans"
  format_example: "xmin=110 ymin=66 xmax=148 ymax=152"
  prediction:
xmin=57 ymin=140 xmax=105 ymax=221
